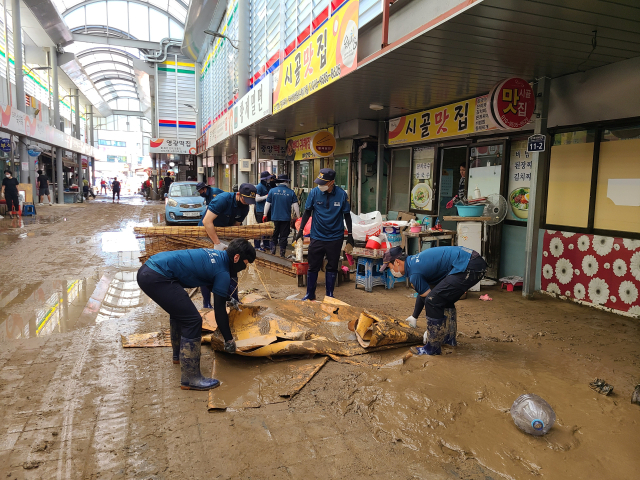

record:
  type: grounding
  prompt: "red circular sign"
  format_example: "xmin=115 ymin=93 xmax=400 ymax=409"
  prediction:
xmin=490 ymin=78 xmax=535 ymax=130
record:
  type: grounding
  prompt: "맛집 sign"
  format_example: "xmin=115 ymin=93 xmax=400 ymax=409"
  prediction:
xmin=149 ymin=138 xmax=196 ymax=155
xmin=527 ymin=134 xmax=546 ymax=153
xmin=286 ymin=128 xmax=335 ymax=161
xmin=272 ymin=0 xmax=359 ymax=113
xmin=490 ymin=77 xmax=535 ymax=130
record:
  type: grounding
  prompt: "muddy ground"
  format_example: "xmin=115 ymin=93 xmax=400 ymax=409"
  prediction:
xmin=0 ymin=198 xmax=638 ymax=479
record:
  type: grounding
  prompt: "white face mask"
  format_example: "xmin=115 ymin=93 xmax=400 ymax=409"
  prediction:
xmin=391 ymin=268 xmax=403 ymax=278
xmin=318 ymin=185 xmax=329 ymax=192
xmin=5 ymin=174 xmax=10 ymax=178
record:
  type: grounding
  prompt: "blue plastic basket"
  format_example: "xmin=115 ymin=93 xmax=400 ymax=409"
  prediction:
xmin=456 ymin=204 xmax=485 ymax=217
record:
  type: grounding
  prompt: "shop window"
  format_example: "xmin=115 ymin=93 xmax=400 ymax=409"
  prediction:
xmin=593 ymin=125 xmax=640 ymax=234
xmin=546 ymin=130 xmax=595 ymax=228
xmin=334 ymin=156 xmax=349 ymax=192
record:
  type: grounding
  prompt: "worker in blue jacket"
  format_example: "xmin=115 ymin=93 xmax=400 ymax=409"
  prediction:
xmin=263 ymin=174 xmax=300 ymax=257
xmin=380 ymin=246 xmax=487 ymax=355
xmin=196 ymin=182 xmax=224 ymax=225
xmin=199 ymin=184 xmax=257 ymax=308
xmin=254 ymin=171 xmax=275 ymax=251
xmin=137 ymin=239 xmax=256 ymax=390
xmin=294 ymin=168 xmax=354 ymax=300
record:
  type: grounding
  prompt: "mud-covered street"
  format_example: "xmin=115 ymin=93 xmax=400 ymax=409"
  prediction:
xmin=0 ymin=199 xmax=639 ymax=479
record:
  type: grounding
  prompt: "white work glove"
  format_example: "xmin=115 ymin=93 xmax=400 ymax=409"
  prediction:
xmin=423 ymin=329 xmax=429 ymax=344
xmin=214 ymin=243 xmax=225 ymax=251
xmin=406 ymin=316 xmax=417 ymax=328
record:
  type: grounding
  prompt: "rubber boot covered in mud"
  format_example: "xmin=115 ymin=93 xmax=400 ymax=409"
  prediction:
xmin=325 ymin=271 xmax=337 ymax=298
xmin=303 ymin=271 xmax=318 ymax=301
xmin=443 ymin=307 xmax=457 ymax=347
xmin=179 ymin=337 xmax=220 ymax=390
xmin=170 ymin=318 xmax=180 ymax=364
xmin=411 ymin=317 xmax=446 ymax=355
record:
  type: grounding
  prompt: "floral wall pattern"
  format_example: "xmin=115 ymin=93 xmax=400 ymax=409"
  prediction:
xmin=541 ymin=231 xmax=640 ymax=318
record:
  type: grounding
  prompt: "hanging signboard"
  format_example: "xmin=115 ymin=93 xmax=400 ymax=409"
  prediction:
xmin=311 ymin=130 xmax=336 ymax=157
xmin=233 ymin=74 xmax=272 ymax=133
xmin=149 ymin=138 xmax=197 ymax=154
xmin=259 ymin=139 xmax=286 ymax=159
xmin=206 ymin=110 xmax=233 ymax=149
xmin=286 ymin=127 xmax=335 ymax=161
xmin=0 ymin=103 xmax=99 ymax=157
xmin=389 ymin=98 xmax=476 ymax=146
xmin=272 ymin=0 xmax=359 ymax=113
xmin=0 ymin=138 xmax=10 ymax=152
xmin=527 ymin=133 xmax=546 ymax=152
xmin=489 ymin=77 xmax=535 ymax=130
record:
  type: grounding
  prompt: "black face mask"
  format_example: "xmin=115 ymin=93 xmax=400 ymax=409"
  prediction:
xmin=200 ymin=191 xmax=207 ymax=198
xmin=230 ymin=258 xmax=247 ymax=275
xmin=269 ymin=181 xmax=277 ymax=188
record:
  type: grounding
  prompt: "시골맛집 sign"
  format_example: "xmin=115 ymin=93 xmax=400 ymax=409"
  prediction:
xmin=272 ymin=0 xmax=359 ymax=113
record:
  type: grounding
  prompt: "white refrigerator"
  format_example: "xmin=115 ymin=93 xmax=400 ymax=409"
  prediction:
xmin=456 ymin=221 xmax=483 ymax=291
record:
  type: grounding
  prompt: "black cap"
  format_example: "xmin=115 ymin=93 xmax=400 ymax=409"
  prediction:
xmin=314 ymin=168 xmax=336 ymax=185
xmin=195 ymin=182 xmax=207 ymax=191
xmin=275 ymin=174 xmax=291 ymax=182
xmin=260 ymin=171 xmax=273 ymax=180
xmin=379 ymin=246 xmax=406 ymax=271
xmin=239 ymin=183 xmax=257 ymax=204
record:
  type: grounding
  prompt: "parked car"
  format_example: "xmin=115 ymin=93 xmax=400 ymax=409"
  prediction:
xmin=164 ymin=181 xmax=206 ymax=225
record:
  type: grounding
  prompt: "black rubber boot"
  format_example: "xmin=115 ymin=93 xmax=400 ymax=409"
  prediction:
xmin=280 ymin=248 xmax=286 ymax=258
xmin=325 ymin=271 xmax=337 ymax=298
xmin=201 ymin=286 xmax=212 ymax=309
xmin=170 ymin=318 xmax=180 ymax=364
xmin=179 ymin=337 xmax=220 ymax=390
xmin=443 ymin=307 xmax=457 ymax=346
xmin=410 ymin=317 xmax=446 ymax=356
xmin=302 ymin=271 xmax=318 ymax=301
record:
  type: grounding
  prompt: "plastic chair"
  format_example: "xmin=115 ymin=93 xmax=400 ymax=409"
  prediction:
xmin=22 ymin=204 xmax=36 ymax=216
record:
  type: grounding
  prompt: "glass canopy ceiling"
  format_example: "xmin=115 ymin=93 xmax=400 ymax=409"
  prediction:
xmin=52 ymin=0 xmax=189 ymax=113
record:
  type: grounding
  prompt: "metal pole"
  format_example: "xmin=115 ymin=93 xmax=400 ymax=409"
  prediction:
xmin=2 ymin=0 xmax=10 ymax=105
xmin=51 ymin=46 xmax=63 ymax=204
xmin=12 ymin=0 xmax=31 ymax=194
xmin=74 ymin=88 xmax=82 ymax=202
xmin=523 ymin=77 xmax=550 ymax=298
xmin=376 ymin=121 xmax=385 ymax=212
xmin=236 ymin=0 xmax=249 ymax=186
xmin=89 ymin=104 xmax=94 ymax=190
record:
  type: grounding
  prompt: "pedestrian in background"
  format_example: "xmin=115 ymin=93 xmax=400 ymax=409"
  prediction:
xmin=254 ymin=171 xmax=274 ymax=252
xmin=2 ymin=170 xmax=20 ymax=218
xmin=264 ymin=174 xmax=299 ymax=258
xmin=112 ymin=177 xmax=121 ymax=203
xmin=36 ymin=169 xmax=52 ymax=206
xmin=100 ymin=178 xmax=107 ymax=194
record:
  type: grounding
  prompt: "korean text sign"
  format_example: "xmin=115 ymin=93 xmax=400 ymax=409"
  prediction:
xmin=286 ymin=127 xmax=335 ymax=161
xmin=149 ymin=138 xmax=196 ymax=155
xmin=490 ymin=78 xmax=535 ymax=130
xmin=388 ymin=98 xmax=476 ymax=146
xmin=506 ymin=139 xmax=531 ymax=221
xmin=272 ymin=0 xmax=359 ymax=113
xmin=233 ymin=74 xmax=272 ymax=133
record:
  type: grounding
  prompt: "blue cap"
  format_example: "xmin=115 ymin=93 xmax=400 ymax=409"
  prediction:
xmin=260 ymin=171 xmax=273 ymax=180
xmin=314 ymin=168 xmax=336 ymax=185
xmin=239 ymin=183 xmax=257 ymax=204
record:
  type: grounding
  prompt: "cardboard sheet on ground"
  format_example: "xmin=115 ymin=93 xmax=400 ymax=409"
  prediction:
xmin=207 ymin=354 xmax=327 ymax=411
xmin=203 ymin=296 xmax=422 ymax=357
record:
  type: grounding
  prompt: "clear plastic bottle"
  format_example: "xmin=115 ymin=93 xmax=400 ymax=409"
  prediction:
xmin=510 ymin=394 xmax=556 ymax=436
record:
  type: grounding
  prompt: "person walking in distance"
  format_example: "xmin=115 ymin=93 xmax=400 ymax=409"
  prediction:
xmin=294 ymin=168 xmax=354 ymax=300
xmin=254 ymin=171 xmax=275 ymax=252
xmin=1 ymin=170 xmax=20 ymax=218
xmin=100 ymin=178 xmax=107 ymax=195
xmin=37 ymin=169 xmax=52 ymax=206
xmin=263 ymin=174 xmax=300 ymax=257
xmin=112 ymin=177 xmax=121 ymax=203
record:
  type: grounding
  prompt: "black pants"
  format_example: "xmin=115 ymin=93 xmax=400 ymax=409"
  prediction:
xmin=5 ymin=193 xmax=19 ymax=212
xmin=424 ymin=256 xmax=487 ymax=319
xmin=113 ymin=189 xmax=120 ymax=200
xmin=254 ymin=211 xmax=270 ymax=249
xmin=308 ymin=238 xmax=343 ymax=273
xmin=271 ymin=220 xmax=290 ymax=254
xmin=137 ymin=264 xmax=202 ymax=339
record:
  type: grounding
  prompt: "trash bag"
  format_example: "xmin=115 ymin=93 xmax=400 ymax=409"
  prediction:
xmin=294 ymin=217 xmax=312 ymax=236
xmin=350 ymin=211 xmax=382 ymax=241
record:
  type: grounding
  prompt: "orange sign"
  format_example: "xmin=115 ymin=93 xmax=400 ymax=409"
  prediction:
xmin=311 ymin=130 xmax=336 ymax=157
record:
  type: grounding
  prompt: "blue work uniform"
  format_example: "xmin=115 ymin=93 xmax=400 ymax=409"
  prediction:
xmin=255 ymin=181 xmax=270 ymax=214
xmin=199 ymin=187 xmax=225 ymax=225
xmin=404 ymin=246 xmax=473 ymax=295
xmin=266 ymin=184 xmax=298 ymax=221
xmin=202 ymin=191 xmax=249 ymax=227
xmin=146 ymin=249 xmax=230 ymax=297
xmin=304 ymin=186 xmax=350 ymax=241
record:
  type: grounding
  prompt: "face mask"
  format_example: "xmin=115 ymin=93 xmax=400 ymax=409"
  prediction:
xmin=391 ymin=268 xmax=403 ymax=278
xmin=5 ymin=174 xmax=10 ymax=178
xmin=200 ymin=191 xmax=207 ymax=198
xmin=230 ymin=259 xmax=247 ymax=275
xmin=318 ymin=185 xmax=329 ymax=192
xmin=269 ymin=181 xmax=277 ymax=188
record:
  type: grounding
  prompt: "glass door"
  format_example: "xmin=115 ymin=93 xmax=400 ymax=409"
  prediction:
xmin=439 ymin=145 xmax=468 ymax=231
xmin=388 ymin=148 xmax=411 ymax=212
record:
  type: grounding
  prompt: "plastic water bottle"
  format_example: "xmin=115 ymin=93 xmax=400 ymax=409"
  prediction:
xmin=510 ymin=394 xmax=556 ymax=436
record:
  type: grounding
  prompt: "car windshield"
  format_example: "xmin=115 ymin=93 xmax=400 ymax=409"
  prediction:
xmin=169 ymin=184 xmax=198 ymax=198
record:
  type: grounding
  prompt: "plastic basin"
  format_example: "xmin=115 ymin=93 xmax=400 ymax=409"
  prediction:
xmin=456 ymin=205 xmax=485 ymax=217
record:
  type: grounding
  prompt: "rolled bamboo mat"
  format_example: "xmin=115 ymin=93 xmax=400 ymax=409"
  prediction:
xmin=134 ymin=223 xmax=274 ymax=240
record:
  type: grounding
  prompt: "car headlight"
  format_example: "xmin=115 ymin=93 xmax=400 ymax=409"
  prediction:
xmin=167 ymin=198 xmax=178 ymax=207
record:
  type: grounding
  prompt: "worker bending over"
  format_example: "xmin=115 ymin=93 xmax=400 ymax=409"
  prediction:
xmin=263 ymin=174 xmax=299 ymax=257
xmin=294 ymin=168 xmax=354 ymax=300
xmin=380 ymin=246 xmax=487 ymax=355
xmin=196 ymin=181 xmax=224 ymax=209
xmin=199 ymin=183 xmax=257 ymax=308
xmin=137 ymin=239 xmax=256 ymax=390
